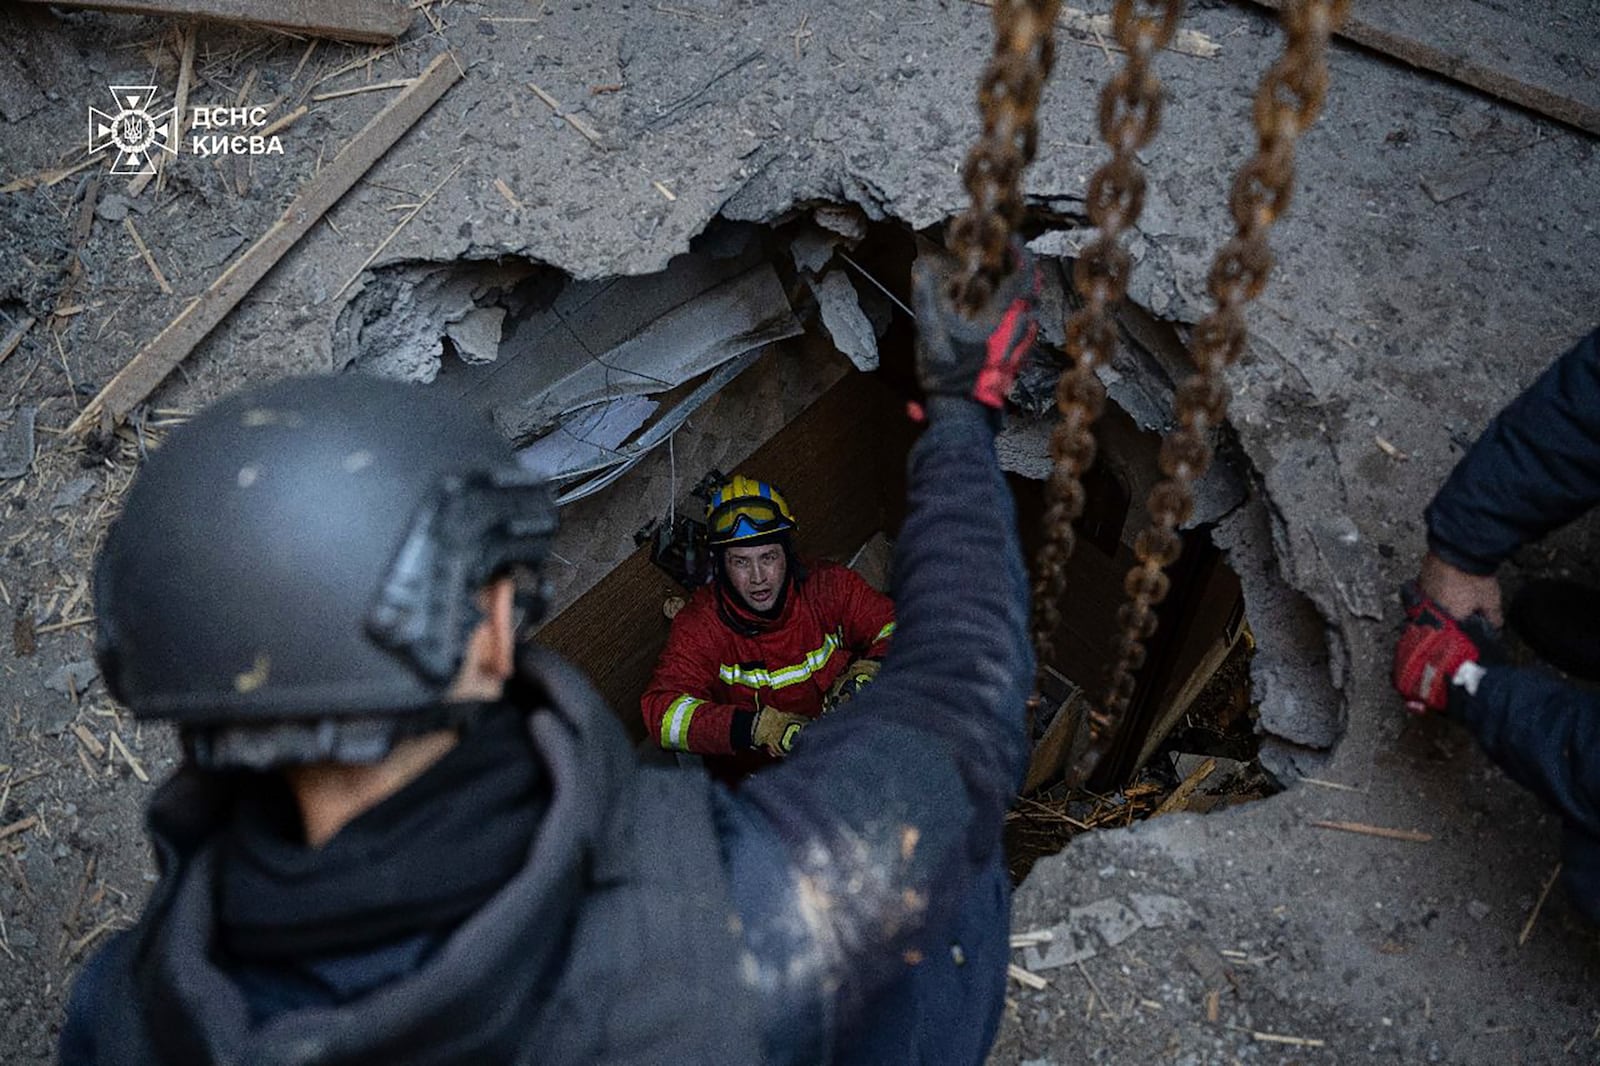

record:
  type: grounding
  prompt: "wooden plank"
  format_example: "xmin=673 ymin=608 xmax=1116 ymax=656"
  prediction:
xmin=1022 ymin=677 xmax=1087 ymax=795
xmin=68 ymin=51 xmax=461 ymax=438
xmin=15 ymin=0 xmax=410 ymax=43
xmin=1243 ymin=0 xmax=1600 ymax=138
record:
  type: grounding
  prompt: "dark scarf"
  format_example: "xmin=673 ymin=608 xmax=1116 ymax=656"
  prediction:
xmin=215 ymin=705 xmax=545 ymax=962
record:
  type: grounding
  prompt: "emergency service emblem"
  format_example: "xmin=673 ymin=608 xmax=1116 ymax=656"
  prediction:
xmin=89 ymin=86 xmax=178 ymax=175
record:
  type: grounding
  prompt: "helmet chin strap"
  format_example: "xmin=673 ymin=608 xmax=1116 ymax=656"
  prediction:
xmin=182 ymin=701 xmax=507 ymax=771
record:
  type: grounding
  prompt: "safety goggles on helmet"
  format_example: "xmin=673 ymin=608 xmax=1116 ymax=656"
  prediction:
xmin=705 ymin=476 xmax=797 ymax=548
xmin=708 ymin=498 xmax=793 ymax=544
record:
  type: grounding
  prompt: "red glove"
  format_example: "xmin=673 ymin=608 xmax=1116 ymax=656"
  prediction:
xmin=911 ymin=243 xmax=1040 ymax=410
xmin=1393 ymin=582 xmax=1489 ymax=714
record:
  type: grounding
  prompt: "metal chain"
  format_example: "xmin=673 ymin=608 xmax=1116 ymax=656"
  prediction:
xmin=1065 ymin=0 xmax=1350 ymax=786
xmin=1031 ymin=0 xmax=1186 ymax=667
xmin=947 ymin=0 xmax=1061 ymax=315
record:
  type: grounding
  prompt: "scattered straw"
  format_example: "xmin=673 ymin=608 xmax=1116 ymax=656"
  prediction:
xmin=1309 ymin=819 xmax=1432 ymax=843
xmin=1007 ymin=963 xmax=1047 ymax=990
xmin=1519 ymin=863 xmax=1562 ymax=947
xmin=124 ymin=219 xmax=173 ymax=294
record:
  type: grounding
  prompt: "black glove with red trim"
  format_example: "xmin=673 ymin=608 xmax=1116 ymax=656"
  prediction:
xmin=1393 ymin=582 xmax=1498 ymax=715
xmin=911 ymin=242 xmax=1040 ymax=413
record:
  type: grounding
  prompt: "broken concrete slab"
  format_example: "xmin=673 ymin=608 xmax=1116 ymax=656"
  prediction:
xmin=444 ymin=305 xmax=506 ymax=366
xmin=1213 ymin=493 xmax=1344 ymax=751
xmin=341 ymin=262 xmax=528 ymax=384
xmin=808 ymin=268 xmax=878 ymax=371
xmin=545 ymin=347 xmax=767 ymax=505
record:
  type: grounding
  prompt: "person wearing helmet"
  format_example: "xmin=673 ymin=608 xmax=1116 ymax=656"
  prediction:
xmin=641 ymin=473 xmax=896 ymax=783
xmin=61 ymin=240 xmax=1037 ymax=1066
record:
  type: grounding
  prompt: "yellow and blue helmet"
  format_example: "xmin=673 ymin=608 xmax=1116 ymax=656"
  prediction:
xmin=705 ymin=475 xmax=797 ymax=549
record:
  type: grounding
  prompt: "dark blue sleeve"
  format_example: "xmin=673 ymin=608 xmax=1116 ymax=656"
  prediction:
xmin=1453 ymin=667 xmax=1600 ymax=842
xmin=720 ymin=400 xmax=1032 ymax=1055
xmin=1425 ymin=327 xmax=1600 ymax=574
xmin=59 ymin=933 xmax=123 ymax=1065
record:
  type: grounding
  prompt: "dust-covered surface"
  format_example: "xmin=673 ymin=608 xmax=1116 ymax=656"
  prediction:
xmin=0 ymin=0 xmax=1598 ymax=1062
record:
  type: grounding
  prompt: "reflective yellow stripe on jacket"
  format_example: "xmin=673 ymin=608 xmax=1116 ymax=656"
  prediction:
xmin=718 ymin=631 xmax=842 ymax=691
xmin=660 ymin=695 xmax=703 ymax=751
xmin=873 ymin=621 xmax=896 ymax=644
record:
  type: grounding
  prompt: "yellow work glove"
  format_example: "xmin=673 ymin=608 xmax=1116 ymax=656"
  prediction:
xmin=824 ymin=658 xmax=881 ymax=712
xmin=751 ymin=706 xmax=809 ymax=757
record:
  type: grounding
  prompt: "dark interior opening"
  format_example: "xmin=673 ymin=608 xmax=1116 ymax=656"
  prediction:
xmin=431 ymin=210 xmax=1279 ymax=878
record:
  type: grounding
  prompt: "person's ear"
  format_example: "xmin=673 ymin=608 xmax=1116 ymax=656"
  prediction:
xmin=479 ymin=576 xmax=517 ymax=684
xmin=449 ymin=577 xmax=517 ymax=701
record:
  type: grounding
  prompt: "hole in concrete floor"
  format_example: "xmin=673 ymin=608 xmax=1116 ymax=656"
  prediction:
xmin=339 ymin=210 xmax=1291 ymax=879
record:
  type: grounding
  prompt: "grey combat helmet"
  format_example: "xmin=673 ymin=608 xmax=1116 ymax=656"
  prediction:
xmin=92 ymin=374 xmax=557 ymax=768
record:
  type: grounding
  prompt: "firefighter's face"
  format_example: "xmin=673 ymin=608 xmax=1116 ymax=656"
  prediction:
xmin=724 ymin=543 xmax=787 ymax=612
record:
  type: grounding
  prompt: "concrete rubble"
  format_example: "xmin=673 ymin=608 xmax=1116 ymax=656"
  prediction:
xmin=0 ymin=1 xmax=1596 ymax=1063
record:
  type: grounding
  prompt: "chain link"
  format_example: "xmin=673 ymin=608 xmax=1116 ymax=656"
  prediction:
xmin=1064 ymin=0 xmax=1350 ymax=787
xmin=948 ymin=0 xmax=1062 ymax=315
xmin=1031 ymin=0 xmax=1185 ymax=674
xmin=949 ymin=0 xmax=1347 ymax=787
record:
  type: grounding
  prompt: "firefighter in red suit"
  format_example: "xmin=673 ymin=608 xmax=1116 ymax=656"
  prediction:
xmin=642 ymin=476 xmax=896 ymax=783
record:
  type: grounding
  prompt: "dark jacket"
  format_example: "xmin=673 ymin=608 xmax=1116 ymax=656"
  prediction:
xmin=1425 ymin=326 xmax=1600 ymax=921
xmin=62 ymin=400 xmax=1032 ymax=1065
xmin=60 ymin=649 xmax=763 ymax=1066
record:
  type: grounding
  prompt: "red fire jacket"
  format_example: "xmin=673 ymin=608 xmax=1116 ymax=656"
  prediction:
xmin=642 ymin=559 xmax=896 ymax=781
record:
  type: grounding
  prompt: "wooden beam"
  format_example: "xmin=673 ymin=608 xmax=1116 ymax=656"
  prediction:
xmin=69 ymin=51 xmax=462 ymax=438
xmin=16 ymin=0 xmax=410 ymax=43
xmin=1243 ymin=0 xmax=1600 ymax=138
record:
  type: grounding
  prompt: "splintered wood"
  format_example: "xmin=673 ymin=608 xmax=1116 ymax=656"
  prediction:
xmin=1309 ymin=819 xmax=1433 ymax=843
xmin=109 ymin=731 xmax=150 ymax=783
xmin=1007 ymin=962 xmax=1049 ymax=990
xmin=14 ymin=0 xmax=413 ymax=44
xmin=69 ymin=51 xmax=464 ymax=438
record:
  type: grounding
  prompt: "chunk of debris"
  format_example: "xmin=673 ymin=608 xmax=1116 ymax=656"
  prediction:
xmin=94 ymin=194 xmax=132 ymax=223
xmin=44 ymin=660 xmax=100 ymax=697
xmin=1021 ymin=911 xmax=1099 ymax=972
xmin=0 ymin=406 xmax=36 ymax=479
xmin=1127 ymin=892 xmax=1197 ymax=930
xmin=790 ymin=228 xmax=839 ymax=276
xmin=346 ymin=264 xmax=527 ymax=383
xmin=1071 ymin=897 xmax=1144 ymax=948
xmin=50 ymin=475 xmax=98 ymax=511
xmin=813 ymin=203 xmax=867 ymax=241
xmin=445 ymin=305 xmax=508 ymax=366
xmin=808 ymin=269 xmax=879 ymax=371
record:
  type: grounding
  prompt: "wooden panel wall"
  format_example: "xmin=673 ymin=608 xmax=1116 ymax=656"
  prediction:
xmin=533 ymin=368 xmax=915 ymax=740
